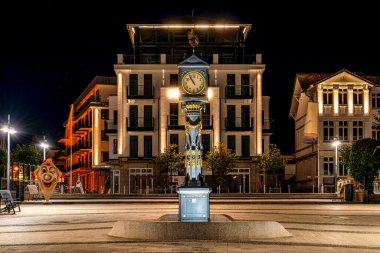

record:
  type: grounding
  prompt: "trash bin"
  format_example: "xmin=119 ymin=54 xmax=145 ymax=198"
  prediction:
xmin=344 ymin=183 xmax=353 ymax=201
xmin=16 ymin=182 xmax=25 ymax=201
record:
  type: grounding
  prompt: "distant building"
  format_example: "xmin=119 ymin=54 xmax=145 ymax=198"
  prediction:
xmin=57 ymin=76 xmax=116 ymax=193
xmin=109 ymin=21 xmax=272 ymax=194
xmin=289 ymin=69 xmax=380 ymax=192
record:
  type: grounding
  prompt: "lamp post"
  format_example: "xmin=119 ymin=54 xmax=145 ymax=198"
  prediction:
xmin=332 ymin=138 xmax=341 ymax=192
xmin=40 ymin=136 xmax=48 ymax=160
xmin=1 ymin=114 xmax=16 ymax=190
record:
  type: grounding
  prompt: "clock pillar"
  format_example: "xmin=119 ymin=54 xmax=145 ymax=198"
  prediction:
xmin=177 ymin=55 xmax=211 ymax=222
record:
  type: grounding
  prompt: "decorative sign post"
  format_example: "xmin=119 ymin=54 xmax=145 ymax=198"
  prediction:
xmin=34 ymin=159 xmax=63 ymax=202
xmin=177 ymin=54 xmax=211 ymax=222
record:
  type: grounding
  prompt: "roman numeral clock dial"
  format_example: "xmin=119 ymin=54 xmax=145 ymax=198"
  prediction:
xmin=182 ymin=71 xmax=205 ymax=95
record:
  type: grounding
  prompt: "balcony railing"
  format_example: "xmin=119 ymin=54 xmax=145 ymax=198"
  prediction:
xmin=225 ymin=85 xmax=253 ymax=99
xmin=225 ymin=117 xmax=254 ymax=131
xmin=127 ymin=117 xmax=154 ymax=131
xmin=354 ymin=105 xmax=363 ymax=115
xmin=127 ymin=85 xmax=154 ymax=99
xmin=167 ymin=115 xmax=213 ymax=130
xmin=323 ymin=105 xmax=333 ymax=115
xmin=339 ymin=105 xmax=347 ymax=115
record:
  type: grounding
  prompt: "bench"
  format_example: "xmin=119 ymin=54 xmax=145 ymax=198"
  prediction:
xmin=0 ymin=190 xmax=21 ymax=214
xmin=27 ymin=184 xmax=42 ymax=200
xmin=269 ymin=187 xmax=282 ymax=193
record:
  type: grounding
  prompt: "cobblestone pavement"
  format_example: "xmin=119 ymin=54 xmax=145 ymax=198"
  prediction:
xmin=1 ymin=201 xmax=380 ymax=252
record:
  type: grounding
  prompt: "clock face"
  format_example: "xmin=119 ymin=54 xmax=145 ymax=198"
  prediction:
xmin=182 ymin=71 xmax=206 ymax=95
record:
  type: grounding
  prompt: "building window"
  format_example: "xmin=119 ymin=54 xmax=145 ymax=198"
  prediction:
xmin=129 ymin=74 xmax=138 ymax=96
xmin=202 ymin=134 xmax=210 ymax=156
xmin=101 ymin=152 xmax=109 ymax=162
xmin=170 ymin=74 xmax=178 ymax=86
xmin=227 ymin=135 xmax=236 ymax=154
xmin=227 ymin=105 xmax=236 ymax=128
xmin=226 ymin=74 xmax=235 ymax=96
xmin=241 ymin=105 xmax=250 ymax=128
xmin=130 ymin=136 xmax=138 ymax=158
xmin=144 ymin=105 xmax=153 ymax=128
xmin=338 ymin=121 xmax=348 ymax=141
xmin=339 ymin=159 xmax=346 ymax=177
xmin=354 ymin=89 xmax=363 ymax=105
xmin=169 ymin=134 xmax=179 ymax=153
xmin=241 ymin=74 xmax=250 ymax=96
xmin=144 ymin=136 xmax=152 ymax=158
xmin=169 ymin=103 xmax=178 ymax=125
xmin=372 ymin=93 xmax=380 ymax=108
xmin=323 ymin=157 xmax=334 ymax=176
xmin=113 ymin=110 xmax=118 ymax=125
xmin=323 ymin=121 xmax=334 ymax=142
xmin=339 ymin=89 xmax=347 ymax=105
xmin=373 ymin=129 xmax=380 ymax=140
xmin=113 ymin=139 xmax=117 ymax=154
xmin=129 ymin=105 xmax=138 ymax=128
xmin=353 ymin=121 xmax=363 ymax=141
xmin=101 ymin=130 xmax=108 ymax=141
xmin=202 ymin=103 xmax=211 ymax=126
xmin=241 ymin=136 xmax=250 ymax=158
xmin=323 ymin=89 xmax=333 ymax=105
xmin=101 ymin=109 xmax=109 ymax=120
xmin=144 ymin=74 xmax=153 ymax=96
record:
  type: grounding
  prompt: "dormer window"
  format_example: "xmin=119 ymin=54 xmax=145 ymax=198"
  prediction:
xmin=353 ymin=89 xmax=363 ymax=105
xmin=323 ymin=89 xmax=333 ymax=105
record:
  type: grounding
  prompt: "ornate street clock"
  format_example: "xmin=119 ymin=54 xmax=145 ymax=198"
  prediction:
xmin=178 ymin=55 xmax=209 ymax=100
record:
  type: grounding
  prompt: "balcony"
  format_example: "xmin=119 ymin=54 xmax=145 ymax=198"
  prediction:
xmin=263 ymin=118 xmax=275 ymax=133
xmin=323 ymin=105 xmax=333 ymax=115
xmin=225 ymin=117 xmax=254 ymax=131
xmin=127 ymin=117 xmax=154 ymax=131
xmin=127 ymin=85 xmax=154 ymax=99
xmin=73 ymin=121 xmax=92 ymax=134
xmin=339 ymin=105 xmax=347 ymax=115
xmin=354 ymin=105 xmax=363 ymax=115
xmin=225 ymin=85 xmax=253 ymax=99
xmin=167 ymin=115 xmax=213 ymax=130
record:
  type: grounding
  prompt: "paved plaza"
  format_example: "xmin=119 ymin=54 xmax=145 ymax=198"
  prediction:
xmin=1 ymin=199 xmax=380 ymax=252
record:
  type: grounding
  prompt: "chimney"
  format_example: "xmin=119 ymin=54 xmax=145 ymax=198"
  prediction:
xmin=213 ymin=54 xmax=219 ymax=64
xmin=117 ymin=54 xmax=124 ymax=64
xmin=256 ymin=54 xmax=262 ymax=64
xmin=160 ymin=54 xmax=166 ymax=64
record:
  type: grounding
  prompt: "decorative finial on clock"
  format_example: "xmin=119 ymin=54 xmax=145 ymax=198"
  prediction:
xmin=188 ymin=28 xmax=199 ymax=55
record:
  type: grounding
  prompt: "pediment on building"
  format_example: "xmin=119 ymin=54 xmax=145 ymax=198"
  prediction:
xmin=178 ymin=55 xmax=209 ymax=67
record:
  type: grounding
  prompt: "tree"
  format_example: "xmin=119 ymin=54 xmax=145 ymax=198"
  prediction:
xmin=260 ymin=144 xmax=284 ymax=192
xmin=12 ymin=144 xmax=43 ymax=165
xmin=153 ymin=144 xmax=183 ymax=184
xmin=339 ymin=138 xmax=380 ymax=194
xmin=204 ymin=142 xmax=236 ymax=188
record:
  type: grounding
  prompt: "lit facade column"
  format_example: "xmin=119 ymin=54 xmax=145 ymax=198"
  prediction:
xmin=160 ymin=88 xmax=168 ymax=153
xmin=364 ymin=88 xmax=369 ymax=115
xmin=256 ymin=71 xmax=262 ymax=155
xmin=117 ymin=72 xmax=124 ymax=155
xmin=93 ymin=108 xmax=100 ymax=167
xmin=333 ymin=86 xmax=339 ymax=115
xmin=318 ymin=85 xmax=323 ymax=114
xmin=348 ymin=87 xmax=353 ymax=115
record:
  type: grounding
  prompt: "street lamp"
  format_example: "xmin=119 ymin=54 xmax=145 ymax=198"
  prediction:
xmin=40 ymin=136 xmax=48 ymax=160
xmin=1 ymin=114 xmax=16 ymax=190
xmin=332 ymin=138 xmax=341 ymax=192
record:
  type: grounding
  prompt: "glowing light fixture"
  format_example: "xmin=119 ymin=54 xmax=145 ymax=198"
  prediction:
xmin=167 ymin=88 xmax=179 ymax=99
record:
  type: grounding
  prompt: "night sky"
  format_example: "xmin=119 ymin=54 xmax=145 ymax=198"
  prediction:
xmin=1 ymin=1 xmax=379 ymax=154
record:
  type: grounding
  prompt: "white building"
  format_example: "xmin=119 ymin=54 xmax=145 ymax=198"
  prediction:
xmin=289 ymin=69 xmax=380 ymax=192
xmin=105 ymin=22 xmax=271 ymax=194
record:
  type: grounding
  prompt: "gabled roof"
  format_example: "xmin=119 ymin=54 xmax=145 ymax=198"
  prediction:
xmin=178 ymin=55 xmax=209 ymax=66
xmin=289 ymin=69 xmax=380 ymax=117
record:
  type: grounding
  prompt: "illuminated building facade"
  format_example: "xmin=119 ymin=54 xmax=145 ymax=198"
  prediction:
xmin=289 ymin=70 xmax=380 ymax=192
xmin=58 ymin=76 xmax=116 ymax=193
xmin=109 ymin=22 xmax=272 ymax=194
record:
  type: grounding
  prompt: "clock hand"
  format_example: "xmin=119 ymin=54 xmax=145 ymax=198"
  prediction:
xmin=189 ymin=76 xmax=196 ymax=85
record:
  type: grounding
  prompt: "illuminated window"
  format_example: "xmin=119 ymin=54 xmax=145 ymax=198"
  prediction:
xmin=323 ymin=121 xmax=334 ymax=142
xmin=372 ymin=93 xmax=380 ymax=108
xmin=339 ymin=89 xmax=347 ymax=105
xmin=323 ymin=89 xmax=333 ymax=105
xmin=354 ymin=89 xmax=363 ymax=105
xmin=372 ymin=129 xmax=380 ymax=140
xmin=323 ymin=157 xmax=334 ymax=176
xmin=338 ymin=121 xmax=348 ymax=141
xmin=353 ymin=121 xmax=363 ymax=141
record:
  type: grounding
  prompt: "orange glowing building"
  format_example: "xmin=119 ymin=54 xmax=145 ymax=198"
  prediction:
xmin=57 ymin=76 xmax=116 ymax=193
